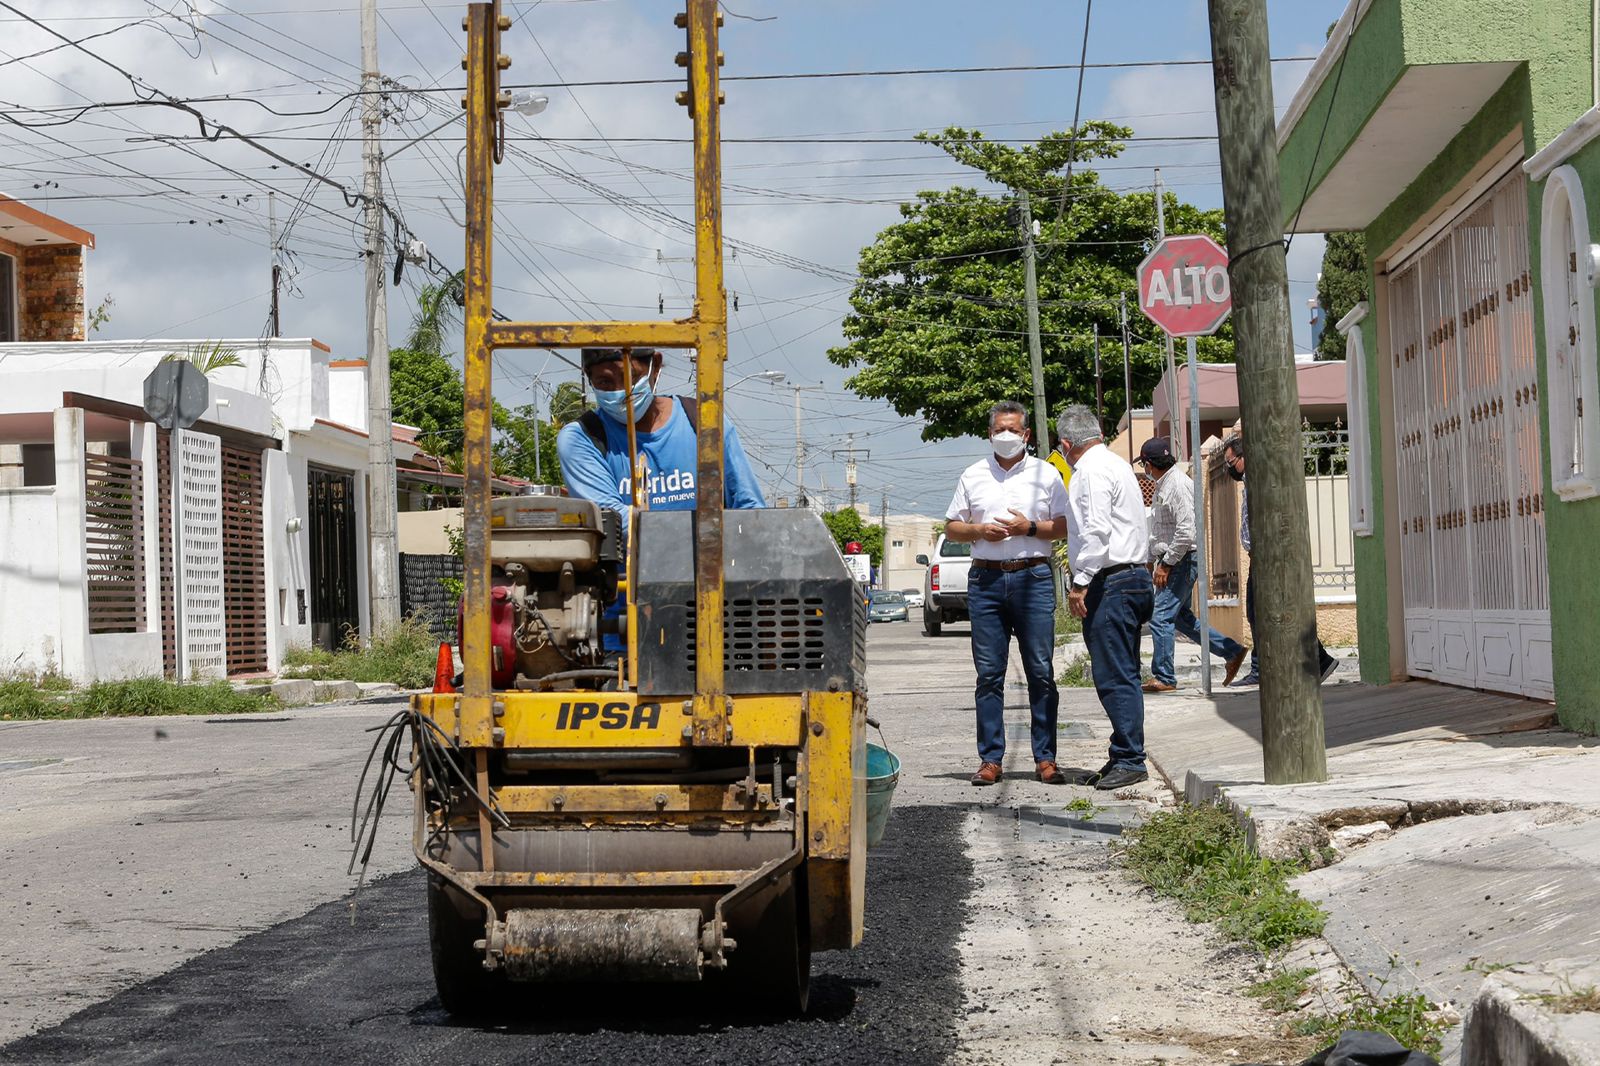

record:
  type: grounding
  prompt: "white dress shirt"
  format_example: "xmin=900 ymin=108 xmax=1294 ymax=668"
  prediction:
xmin=1148 ymin=465 xmax=1197 ymax=566
xmin=1065 ymin=442 xmax=1150 ymax=586
xmin=945 ymin=453 xmax=1070 ymax=561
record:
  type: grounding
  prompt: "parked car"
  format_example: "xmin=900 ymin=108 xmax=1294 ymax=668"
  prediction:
xmin=900 ymin=587 xmax=924 ymax=610
xmin=916 ymin=534 xmax=972 ymax=636
xmin=866 ymin=588 xmax=909 ymax=623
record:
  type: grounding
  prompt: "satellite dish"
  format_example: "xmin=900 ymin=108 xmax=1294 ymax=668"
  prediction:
xmin=142 ymin=360 xmax=210 ymax=431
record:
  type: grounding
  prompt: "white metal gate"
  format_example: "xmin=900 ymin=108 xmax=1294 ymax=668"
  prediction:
xmin=1387 ymin=169 xmax=1552 ymax=698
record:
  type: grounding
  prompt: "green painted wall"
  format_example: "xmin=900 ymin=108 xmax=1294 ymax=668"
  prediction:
xmin=1534 ymin=135 xmax=1600 ymax=734
xmin=1352 ymin=310 xmax=1390 ymax=685
xmin=1280 ymin=0 xmax=1600 ymax=728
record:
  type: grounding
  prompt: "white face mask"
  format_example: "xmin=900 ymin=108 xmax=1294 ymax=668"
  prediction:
xmin=990 ymin=430 xmax=1026 ymax=460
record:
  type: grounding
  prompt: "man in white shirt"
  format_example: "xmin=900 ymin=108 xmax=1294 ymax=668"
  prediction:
xmin=1137 ymin=436 xmax=1248 ymax=692
xmin=1059 ymin=404 xmax=1154 ymax=790
xmin=944 ymin=401 xmax=1071 ymax=786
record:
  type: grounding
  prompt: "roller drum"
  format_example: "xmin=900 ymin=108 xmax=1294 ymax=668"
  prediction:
xmin=494 ymin=907 xmax=705 ymax=983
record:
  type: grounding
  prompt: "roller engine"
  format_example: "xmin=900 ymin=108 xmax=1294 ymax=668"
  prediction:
xmin=459 ymin=494 xmax=623 ymax=690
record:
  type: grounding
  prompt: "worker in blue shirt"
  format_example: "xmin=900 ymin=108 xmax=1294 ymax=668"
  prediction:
xmin=557 ymin=347 xmax=766 ymax=649
xmin=556 ymin=346 xmax=766 ymax=526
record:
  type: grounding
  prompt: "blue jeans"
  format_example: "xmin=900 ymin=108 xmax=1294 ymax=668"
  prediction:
xmin=1082 ymin=566 xmax=1155 ymax=772
xmin=967 ymin=562 xmax=1058 ymax=765
xmin=1244 ymin=568 xmax=1332 ymax=678
xmin=1150 ymin=553 xmax=1247 ymax=685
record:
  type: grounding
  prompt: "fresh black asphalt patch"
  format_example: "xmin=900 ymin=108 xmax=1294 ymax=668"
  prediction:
xmin=1 ymin=806 xmax=969 ymax=1066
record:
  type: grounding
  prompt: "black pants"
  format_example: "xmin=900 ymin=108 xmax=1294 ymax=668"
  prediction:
xmin=1245 ymin=568 xmax=1332 ymax=677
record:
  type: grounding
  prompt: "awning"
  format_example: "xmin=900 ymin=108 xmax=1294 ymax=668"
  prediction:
xmin=1151 ymin=361 xmax=1348 ymax=442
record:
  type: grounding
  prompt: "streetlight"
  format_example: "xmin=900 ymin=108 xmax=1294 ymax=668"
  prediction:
xmin=728 ymin=369 xmax=785 ymax=390
xmin=508 ymin=91 xmax=550 ymax=116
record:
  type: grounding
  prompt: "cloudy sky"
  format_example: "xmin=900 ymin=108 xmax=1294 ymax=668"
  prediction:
xmin=0 ymin=0 xmax=1344 ymax=512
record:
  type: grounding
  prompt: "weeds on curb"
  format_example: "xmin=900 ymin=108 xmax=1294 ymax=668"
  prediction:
xmin=1064 ymin=796 xmax=1108 ymax=820
xmin=0 ymin=678 xmax=274 ymax=720
xmin=282 ymin=617 xmax=438 ymax=689
xmin=1532 ymin=980 xmax=1600 ymax=1014
xmin=1247 ymin=966 xmax=1315 ymax=1013
xmin=1058 ymin=654 xmax=1094 ymax=688
xmin=1053 ymin=606 xmax=1082 ymax=639
xmin=1117 ymin=802 xmax=1326 ymax=953
xmin=1293 ymin=963 xmax=1448 ymax=1056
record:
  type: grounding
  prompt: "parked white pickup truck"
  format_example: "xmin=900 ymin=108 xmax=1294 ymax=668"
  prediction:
xmin=915 ymin=534 xmax=972 ymax=636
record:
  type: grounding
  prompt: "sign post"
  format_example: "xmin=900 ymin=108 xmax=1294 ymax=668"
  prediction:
xmin=1137 ymin=234 xmax=1232 ymax=696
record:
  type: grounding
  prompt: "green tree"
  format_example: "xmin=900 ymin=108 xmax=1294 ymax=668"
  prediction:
xmin=391 ymin=345 xmax=467 ymax=457
xmin=549 ymin=381 xmax=588 ymax=425
xmin=163 ymin=340 xmax=243 ymax=375
xmin=827 ymin=125 xmax=1232 ymax=442
xmin=494 ymin=403 xmax=563 ymax=483
xmin=819 ymin=508 xmax=885 ymax=567
xmin=1314 ymin=231 xmax=1368 ymax=360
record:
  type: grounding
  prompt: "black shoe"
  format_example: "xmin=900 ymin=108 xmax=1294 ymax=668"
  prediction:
xmin=1229 ymin=671 xmax=1261 ymax=688
xmin=1319 ymin=657 xmax=1339 ymax=683
xmin=1058 ymin=759 xmax=1114 ymax=786
xmin=1094 ymin=766 xmax=1149 ymax=791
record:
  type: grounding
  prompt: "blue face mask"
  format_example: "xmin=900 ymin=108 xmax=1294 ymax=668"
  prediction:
xmin=594 ymin=375 xmax=656 ymax=424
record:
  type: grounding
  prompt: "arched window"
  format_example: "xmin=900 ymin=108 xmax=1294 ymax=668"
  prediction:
xmin=1339 ymin=301 xmax=1374 ymax=535
xmin=1540 ymin=165 xmax=1600 ymax=501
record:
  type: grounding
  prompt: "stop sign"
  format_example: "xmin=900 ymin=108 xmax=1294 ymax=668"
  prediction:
xmin=1138 ymin=234 xmax=1232 ymax=337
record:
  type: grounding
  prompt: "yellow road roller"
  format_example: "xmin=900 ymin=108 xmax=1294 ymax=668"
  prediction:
xmin=392 ymin=0 xmax=869 ymax=1016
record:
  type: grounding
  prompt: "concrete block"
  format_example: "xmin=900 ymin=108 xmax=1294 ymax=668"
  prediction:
xmin=354 ymin=682 xmax=401 ymax=698
xmin=1330 ymin=820 xmax=1393 ymax=852
xmin=1463 ymin=959 xmax=1600 ymax=1066
xmin=314 ymin=680 xmax=360 ymax=702
xmin=270 ymin=679 xmax=316 ymax=706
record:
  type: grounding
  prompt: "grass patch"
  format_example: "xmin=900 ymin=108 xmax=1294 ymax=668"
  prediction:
xmin=0 ymin=677 xmax=273 ymax=720
xmin=1294 ymin=979 xmax=1446 ymax=1055
xmin=281 ymin=616 xmax=439 ymax=690
xmin=1064 ymin=796 xmax=1107 ymax=821
xmin=1533 ymin=982 xmax=1600 ymax=1014
xmin=1054 ymin=606 xmax=1082 ymax=639
xmin=1248 ymin=966 xmax=1315 ymax=1013
xmin=1058 ymin=652 xmax=1094 ymax=688
xmin=0 ymin=679 xmax=60 ymax=719
xmin=1118 ymin=802 xmax=1326 ymax=953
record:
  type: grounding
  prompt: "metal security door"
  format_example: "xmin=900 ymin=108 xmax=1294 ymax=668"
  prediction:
xmin=1387 ymin=169 xmax=1552 ymax=698
xmin=308 ymin=465 xmax=359 ymax=651
xmin=221 ymin=445 xmax=268 ymax=675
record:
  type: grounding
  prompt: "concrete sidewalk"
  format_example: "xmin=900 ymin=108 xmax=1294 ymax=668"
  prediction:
xmin=1137 ymin=677 xmax=1600 ymax=1064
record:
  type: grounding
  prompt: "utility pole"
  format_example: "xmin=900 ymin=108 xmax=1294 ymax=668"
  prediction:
xmin=832 ymin=432 xmax=869 ymax=512
xmin=1154 ymin=168 xmax=1183 ymax=459
xmin=1209 ymin=0 xmax=1327 ymax=784
xmin=361 ymin=0 xmax=400 ymax=634
xmin=788 ymin=382 xmax=822 ymax=509
xmin=1093 ymin=324 xmax=1104 ymax=436
xmin=879 ymin=484 xmax=890 ymax=591
xmin=1119 ymin=293 xmax=1134 ymax=463
xmin=267 ymin=190 xmax=281 ymax=338
xmin=1019 ymin=190 xmax=1050 ymax=449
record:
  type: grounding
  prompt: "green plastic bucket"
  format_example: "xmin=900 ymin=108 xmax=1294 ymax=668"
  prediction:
xmin=864 ymin=720 xmax=900 ymax=847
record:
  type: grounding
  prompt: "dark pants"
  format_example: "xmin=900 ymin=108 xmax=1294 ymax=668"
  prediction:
xmin=1245 ymin=569 xmax=1333 ymax=677
xmin=967 ymin=561 xmax=1058 ymax=765
xmin=1082 ymin=566 xmax=1155 ymax=771
xmin=1150 ymin=553 xmax=1247 ymax=685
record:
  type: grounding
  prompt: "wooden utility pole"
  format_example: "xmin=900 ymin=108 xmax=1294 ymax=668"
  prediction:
xmin=1208 ymin=0 xmax=1327 ymax=783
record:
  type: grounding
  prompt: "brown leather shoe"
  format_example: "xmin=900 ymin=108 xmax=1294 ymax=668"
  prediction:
xmin=1036 ymin=760 xmax=1068 ymax=785
xmin=970 ymin=761 xmax=1003 ymax=786
xmin=1223 ymin=651 xmax=1248 ymax=687
xmin=1142 ymin=679 xmax=1177 ymax=693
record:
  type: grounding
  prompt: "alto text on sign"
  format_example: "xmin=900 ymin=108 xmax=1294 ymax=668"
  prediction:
xmin=1137 ymin=234 xmax=1233 ymax=337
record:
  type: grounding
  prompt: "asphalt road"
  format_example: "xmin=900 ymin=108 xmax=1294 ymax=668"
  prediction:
xmin=0 ymin=619 xmax=1304 ymax=1065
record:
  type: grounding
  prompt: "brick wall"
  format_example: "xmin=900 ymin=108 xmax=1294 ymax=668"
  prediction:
xmin=19 ymin=245 xmax=84 ymax=341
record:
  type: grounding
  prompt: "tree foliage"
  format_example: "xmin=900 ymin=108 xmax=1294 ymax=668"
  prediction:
xmin=819 ymin=508 xmax=884 ymax=567
xmin=828 ymin=126 xmax=1232 ymax=441
xmin=388 ymin=270 xmax=562 ymax=482
xmin=1314 ymin=231 xmax=1368 ymax=360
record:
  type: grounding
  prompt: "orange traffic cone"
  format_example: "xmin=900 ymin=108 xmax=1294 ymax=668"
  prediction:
xmin=433 ymin=643 xmax=456 ymax=694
